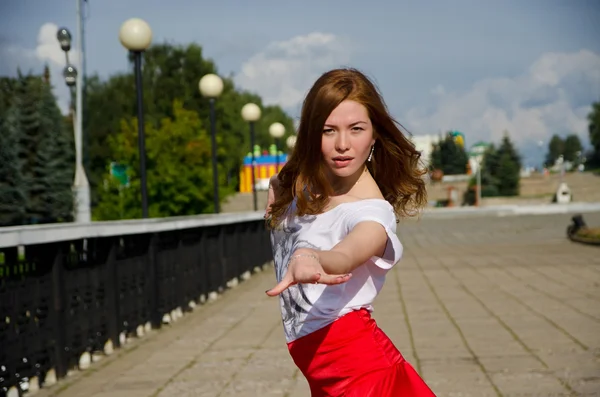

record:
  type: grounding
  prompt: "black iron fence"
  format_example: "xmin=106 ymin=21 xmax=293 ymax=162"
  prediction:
xmin=0 ymin=213 xmax=272 ymax=396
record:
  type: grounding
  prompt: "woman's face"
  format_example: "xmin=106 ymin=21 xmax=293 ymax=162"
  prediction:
xmin=321 ymin=100 xmax=375 ymax=180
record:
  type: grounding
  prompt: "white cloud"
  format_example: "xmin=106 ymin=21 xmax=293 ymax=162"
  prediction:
xmin=405 ymin=49 xmax=600 ymax=149
xmin=234 ymin=32 xmax=353 ymax=111
xmin=0 ymin=22 xmax=79 ymax=114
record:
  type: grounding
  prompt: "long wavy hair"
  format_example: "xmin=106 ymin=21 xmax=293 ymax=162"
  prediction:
xmin=268 ymin=68 xmax=427 ymax=228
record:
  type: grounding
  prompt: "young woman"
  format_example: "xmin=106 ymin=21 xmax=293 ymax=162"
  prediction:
xmin=264 ymin=68 xmax=436 ymax=396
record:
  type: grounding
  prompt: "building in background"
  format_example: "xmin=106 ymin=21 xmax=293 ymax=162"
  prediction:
xmin=410 ymin=134 xmax=440 ymax=168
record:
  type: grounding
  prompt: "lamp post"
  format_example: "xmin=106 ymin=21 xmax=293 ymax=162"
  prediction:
xmin=199 ymin=73 xmax=224 ymax=213
xmin=241 ymin=103 xmax=261 ymax=211
xmin=56 ymin=24 xmax=91 ymax=223
xmin=119 ymin=18 xmax=152 ymax=218
xmin=476 ymin=157 xmax=482 ymax=207
xmin=269 ymin=122 xmax=285 ymax=172
xmin=286 ymin=135 xmax=297 ymax=151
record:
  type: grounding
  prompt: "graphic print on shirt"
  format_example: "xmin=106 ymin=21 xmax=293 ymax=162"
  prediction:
xmin=272 ymin=217 xmax=324 ymax=341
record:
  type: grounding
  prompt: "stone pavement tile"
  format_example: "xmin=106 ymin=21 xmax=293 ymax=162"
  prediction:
xmin=92 ymin=392 xmax=152 ymax=397
xmin=479 ymin=355 xmax=567 ymax=395
xmin=216 ymin=378 xmax=296 ymax=397
xmin=231 ymin=351 xmax=296 ymax=383
xmin=156 ymin=379 xmax=228 ymax=397
xmin=421 ymin=359 xmax=498 ymax=397
xmin=285 ymin=376 xmax=311 ymax=397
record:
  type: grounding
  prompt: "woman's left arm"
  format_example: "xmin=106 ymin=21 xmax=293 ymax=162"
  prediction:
xmin=295 ymin=221 xmax=388 ymax=275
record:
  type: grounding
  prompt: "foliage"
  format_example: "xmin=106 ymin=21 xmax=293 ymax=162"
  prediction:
xmin=430 ymin=132 xmax=469 ymax=175
xmin=463 ymin=133 xmax=522 ymax=205
xmin=0 ymin=71 xmax=74 ymax=225
xmin=94 ymin=100 xmax=234 ymax=220
xmin=545 ymin=133 xmax=583 ymax=167
xmin=587 ymin=102 xmax=600 ymax=168
xmin=86 ymin=43 xmax=295 ymax=218
xmin=0 ymin=99 xmax=27 ymax=225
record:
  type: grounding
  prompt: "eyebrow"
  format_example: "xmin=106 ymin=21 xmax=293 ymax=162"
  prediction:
xmin=323 ymin=121 xmax=368 ymax=128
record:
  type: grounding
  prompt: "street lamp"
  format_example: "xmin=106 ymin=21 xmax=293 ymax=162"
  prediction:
xmin=119 ymin=18 xmax=152 ymax=218
xmin=286 ymin=135 xmax=297 ymax=150
xmin=56 ymin=25 xmax=91 ymax=223
xmin=476 ymin=157 xmax=482 ymax=207
xmin=269 ymin=122 xmax=285 ymax=172
xmin=241 ymin=103 xmax=261 ymax=211
xmin=199 ymin=73 xmax=224 ymax=213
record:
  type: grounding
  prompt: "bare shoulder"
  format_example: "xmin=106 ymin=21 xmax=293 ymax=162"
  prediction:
xmin=329 ymin=180 xmax=385 ymax=208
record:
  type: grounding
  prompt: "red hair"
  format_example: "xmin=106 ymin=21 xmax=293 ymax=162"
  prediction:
xmin=269 ymin=68 xmax=427 ymax=227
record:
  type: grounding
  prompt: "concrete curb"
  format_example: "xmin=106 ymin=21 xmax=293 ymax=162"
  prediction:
xmin=421 ymin=202 xmax=600 ymax=219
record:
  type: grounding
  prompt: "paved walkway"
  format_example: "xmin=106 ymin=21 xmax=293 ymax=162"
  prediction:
xmin=36 ymin=211 xmax=600 ymax=397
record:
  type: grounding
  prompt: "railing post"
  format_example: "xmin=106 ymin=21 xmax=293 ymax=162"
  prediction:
xmin=147 ymin=234 xmax=160 ymax=328
xmin=105 ymin=238 xmax=120 ymax=349
xmin=218 ymin=226 xmax=226 ymax=291
xmin=50 ymin=243 xmax=67 ymax=380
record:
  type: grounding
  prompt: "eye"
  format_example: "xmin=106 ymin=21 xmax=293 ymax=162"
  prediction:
xmin=323 ymin=128 xmax=334 ymax=135
xmin=352 ymin=127 xmax=364 ymax=132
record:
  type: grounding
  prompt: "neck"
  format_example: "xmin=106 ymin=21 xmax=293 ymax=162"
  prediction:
xmin=329 ymin=165 xmax=368 ymax=196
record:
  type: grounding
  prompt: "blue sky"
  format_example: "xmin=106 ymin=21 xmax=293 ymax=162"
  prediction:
xmin=1 ymin=0 xmax=599 ymax=166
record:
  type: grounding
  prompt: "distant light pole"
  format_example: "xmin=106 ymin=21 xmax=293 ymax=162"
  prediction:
xmin=537 ymin=140 xmax=544 ymax=174
xmin=286 ymin=135 xmax=297 ymax=151
xmin=57 ymin=25 xmax=91 ymax=223
xmin=119 ymin=18 xmax=152 ymax=218
xmin=476 ymin=157 xmax=482 ymax=207
xmin=241 ymin=103 xmax=261 ymax=211
xmin=199 ymin=73 xmax=224 ymax=213
xmin=269 ymin=122 xmax=285 ymax=172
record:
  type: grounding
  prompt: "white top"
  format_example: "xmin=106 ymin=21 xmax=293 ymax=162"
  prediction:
xmin=270 ymin=198 xmax=403 ymax=343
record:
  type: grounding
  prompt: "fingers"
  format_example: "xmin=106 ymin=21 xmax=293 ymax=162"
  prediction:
xmin=316 ymin=273 xmax=352 ymax=285
xmin=265 ymin=278 xmax=293 ymax=297
xmin=266 ymin=272 xmax=321 ymax=297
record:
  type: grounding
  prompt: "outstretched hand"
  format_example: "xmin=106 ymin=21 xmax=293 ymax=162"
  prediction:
xmin=266 ymin=250 xmax=352 ymax=297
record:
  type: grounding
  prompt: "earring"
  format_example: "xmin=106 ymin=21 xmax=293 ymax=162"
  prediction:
xmin=367 ymin=145 xmax=374 ymax=162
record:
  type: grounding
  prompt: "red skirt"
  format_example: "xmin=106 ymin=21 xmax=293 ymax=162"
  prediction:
xmin=287 ymin=309 xmax=436 ymax=397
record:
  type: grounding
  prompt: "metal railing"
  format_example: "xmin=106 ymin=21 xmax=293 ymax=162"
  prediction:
xmin=0 ymin=212 xmax=272 ymax=396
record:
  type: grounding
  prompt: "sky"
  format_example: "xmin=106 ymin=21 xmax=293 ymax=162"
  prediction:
xmin=1 ymin=0 xmax=599 ymax=166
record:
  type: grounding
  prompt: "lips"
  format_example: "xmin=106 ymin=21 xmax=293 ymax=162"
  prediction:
xmin=332 ymin=156 xmax=354 ymax=168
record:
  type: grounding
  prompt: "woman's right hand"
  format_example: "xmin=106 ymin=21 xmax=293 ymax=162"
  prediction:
xmin=265 ymin=249 xmax=352 ymax=296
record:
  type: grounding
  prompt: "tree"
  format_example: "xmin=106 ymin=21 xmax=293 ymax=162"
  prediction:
xmin=86 ymin=42 xmax=295 ymax=215
xmin=2 ymin=71 xmax=75 ymax=224
xmin=430 ymin=133 xmax=468 ymax=175
xmin=588 ymin=102 xmax=600 ymax=168
xmin=563 ymin=134 xmax=583 ymax=164
xmin=545 ymin=134 xmax=564 ymax=167
xmin=465 ymin=133 xmax=521 ymax=204
xmin=94 ymin=100 xmax=231 ymax=220
xmin=0 ymin=101 xmax=27 ymax=226
xmin=495 ymin=133 xmax=521 ymax=196
xmin=35 ymin=74 xmax=74 ymax=222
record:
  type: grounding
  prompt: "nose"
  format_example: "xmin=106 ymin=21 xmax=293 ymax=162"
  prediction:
xmin=335 ymin=131 xmax=350 ymax=152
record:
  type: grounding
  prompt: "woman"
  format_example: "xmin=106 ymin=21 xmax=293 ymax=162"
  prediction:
xmin=264 ymin=68 xmax=436 ymax=396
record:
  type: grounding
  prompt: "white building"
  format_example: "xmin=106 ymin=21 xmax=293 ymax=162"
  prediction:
xmin=410 ymin=134 xmax=440 ymax=168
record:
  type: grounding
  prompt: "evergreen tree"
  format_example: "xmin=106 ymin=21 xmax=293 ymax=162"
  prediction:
xmin=438 ymin=133 xmax=468 ymax=175
xmin=0 ymin=102 xmax=27 ymax=226
xmin=430 ymin=142 xmax=443 ymax=171
xmin=16 ymin=73 xmax=43 ymax=223
xmin=37 ymin=76 xmax=74 ymax=222
xmin=480 ymin=145 xmax=500 ymax=197
xmin=495 ymin=133 xmax=521 ymax=196
xmin=12 ymin=70 xmax=74 ymax=224
xmin=588 ymin=102 xmax=600 ymax=168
